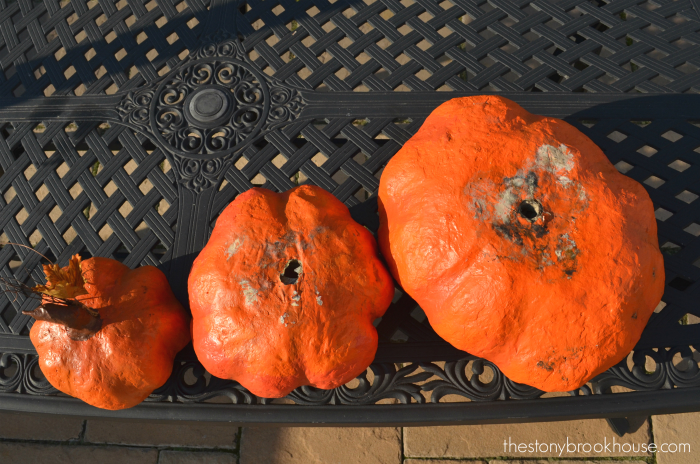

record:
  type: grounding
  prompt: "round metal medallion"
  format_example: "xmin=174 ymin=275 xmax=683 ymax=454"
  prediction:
xmin=184 ymin=86 xmax=233 ymax=127
xmin=149 ymin=58 xmax=270 ymax=159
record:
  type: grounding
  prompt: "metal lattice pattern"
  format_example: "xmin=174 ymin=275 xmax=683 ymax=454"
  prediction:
xmin=211 ymin=116 xmax=421 ymax=214
xmin=142 ymin=344 xmax=699 ymax=405
xmin=0 ymin=0 xmax=209 ymax=98
xmin=239 ymin=0 xmax=700 ymax=93
xmin=0 ymin=121 xmax=177 ymax=334
xmin=0 ymin=0 xmax=696 ymax=422
xmin=578 ymin=116 xmax=700 ymax=348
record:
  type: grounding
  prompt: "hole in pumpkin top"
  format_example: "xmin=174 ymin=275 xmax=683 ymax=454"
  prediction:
xmin=280 ymin=259 xmax=302 ymax=285
xmin=518 ymin=199 xmax=542 ymax=221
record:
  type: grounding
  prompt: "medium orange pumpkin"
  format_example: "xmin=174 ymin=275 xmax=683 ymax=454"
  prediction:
xmin=378 ymin=95 xmax=664 ymax=392
xmin=188 ymin=185 xmax=394 ymax=398
xmin=24 ymin=256 xmax=190 ymax=409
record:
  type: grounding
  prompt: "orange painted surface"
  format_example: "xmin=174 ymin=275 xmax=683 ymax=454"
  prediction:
xmin=30 ymin=258 xmax=191 ymax=410
xmin=189 ymin=185 xmax=394 ymax=398
xmin=378 ymin=96 xmax=664 ymax=392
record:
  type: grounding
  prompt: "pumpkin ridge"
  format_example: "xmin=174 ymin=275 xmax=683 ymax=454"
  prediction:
xmin=378 ymin=95 xmax=664 ymax=392
xmin=190 ymin=185 xmax=394 ymax=397
xmin=28 ymin=257 xmax=190 ymax=409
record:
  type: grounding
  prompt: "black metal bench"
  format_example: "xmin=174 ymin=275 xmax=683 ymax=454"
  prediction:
xmin=0 ymin=0 xmax=698 ymax=435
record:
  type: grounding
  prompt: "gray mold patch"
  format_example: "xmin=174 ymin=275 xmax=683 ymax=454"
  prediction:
xmin=279 ymin=311 xmax=297 ymax=327
xmin=226 ymin=237 xmax=245 ymax=259
xmin=494 ymin=171 xmax=538 ymax=222
xmin=536 ymin=144 xmax=574 ymax=173
xmin=555 ymin=233 xmax=579 ymax=277
xmin=464 ymin=142 xmax=588 ymax=273
xmin=239 ymin=280 xmax=259 ymax=306
xmin=536 ymin=144 xmax=579 ymax=189
xmin=495 ymin=188 xmax=520 ymax=222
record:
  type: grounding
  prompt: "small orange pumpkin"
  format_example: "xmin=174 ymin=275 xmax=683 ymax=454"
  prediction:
xmin=24 ymin=256 xmax=190 ymax=409
xmin=378 ymin=95 xmax=664 ymax=392
xmin=188 ymin=185 xmax=394 ymax=398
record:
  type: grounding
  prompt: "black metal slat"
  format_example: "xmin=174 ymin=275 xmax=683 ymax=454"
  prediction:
xmin=0 ymin=0 xmax=696 ymax=421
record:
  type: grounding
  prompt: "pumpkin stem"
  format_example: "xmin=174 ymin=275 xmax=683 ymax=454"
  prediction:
xmin=23 ymin=301 xmax=102 ymax=341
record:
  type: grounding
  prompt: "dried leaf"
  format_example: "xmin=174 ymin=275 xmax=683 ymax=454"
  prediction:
xmin=33 ymin=254 xmax=87 ymax=299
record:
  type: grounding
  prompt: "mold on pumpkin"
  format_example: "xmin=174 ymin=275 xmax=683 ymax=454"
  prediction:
xmin=189 ymin=185 xmax=394 ymax=398
xmin=24 ymin=255 xmax=190 ymax=410
xmin=378 ymin=95 xmax=664 ymax=392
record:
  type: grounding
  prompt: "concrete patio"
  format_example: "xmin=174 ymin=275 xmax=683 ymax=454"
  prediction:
xmin=0 ymin=410 xmax=695 ymax=463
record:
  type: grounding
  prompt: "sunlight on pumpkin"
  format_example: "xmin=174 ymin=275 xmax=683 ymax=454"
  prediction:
xmin=32 ymin=254 xmax=87 ymax=299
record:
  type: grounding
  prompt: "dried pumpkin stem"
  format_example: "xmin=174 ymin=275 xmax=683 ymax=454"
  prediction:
xmin=23 ymin=301 xmax=102 ymax=341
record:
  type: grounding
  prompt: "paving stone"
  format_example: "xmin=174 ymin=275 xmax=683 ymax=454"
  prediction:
xmin=486 ymin=461 xmax=648 ymax=464
xmin=404 ymin=460 xmax=487 ymax=464
xmin=240 ymin=427 xmax=401 ymax=464
xmin=0 ymin=411 xmax=83 ymax=441
xmin=0 ymin=442 xmax=157 ymax=464
xmin=652 ymin=412 xmax=699 ymax=464
xmin=158 ymin=450 xmax=237 ymax=464
xmin=404 ymin=419 xmax=652 ymax=459
xmin=85 ymin=419 xmax=238 ymax=449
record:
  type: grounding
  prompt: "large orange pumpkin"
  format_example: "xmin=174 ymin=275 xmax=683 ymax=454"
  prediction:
xmin=378 ymin=95 xmax=664 ymax=392
xmin=188 ymin=185 xmax=394 ymax=398
xmin=24 ymin=256 xmax=190 ymax=409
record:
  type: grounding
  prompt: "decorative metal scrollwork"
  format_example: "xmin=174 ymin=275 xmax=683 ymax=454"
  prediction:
xmin=591 ymin=346 xmax=700 ymax=393
xmin=171 ymin=153 xmax=235 ymax=193
xmin=147 ymin=347 xmax=700 ymax=405
xmin=117 ymin=30 xmax=305 ymax=165
xmin=285 ymin=363 xmax=432 ymax=405
xmin=189 ymin=30 xmax=246 ymax=61
xmin=117 ymin=88 xmax=155 ymax=131
xmin=115 ymin=30 xmax=306 ymax=192
xmin=7 ymin=347 xmax=700 ymax=406
xmin=420 ymin=358 xmax=543 ymax=402
xmin=148 ymin=360 xmax=258 ymax=404
xmin=267 ymin=85 xmax=304 ymax=131
xmin=0 ymin=353 xmax=57 ymax=396
xmin=153 ymin=60 xmax=267 ymax=156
